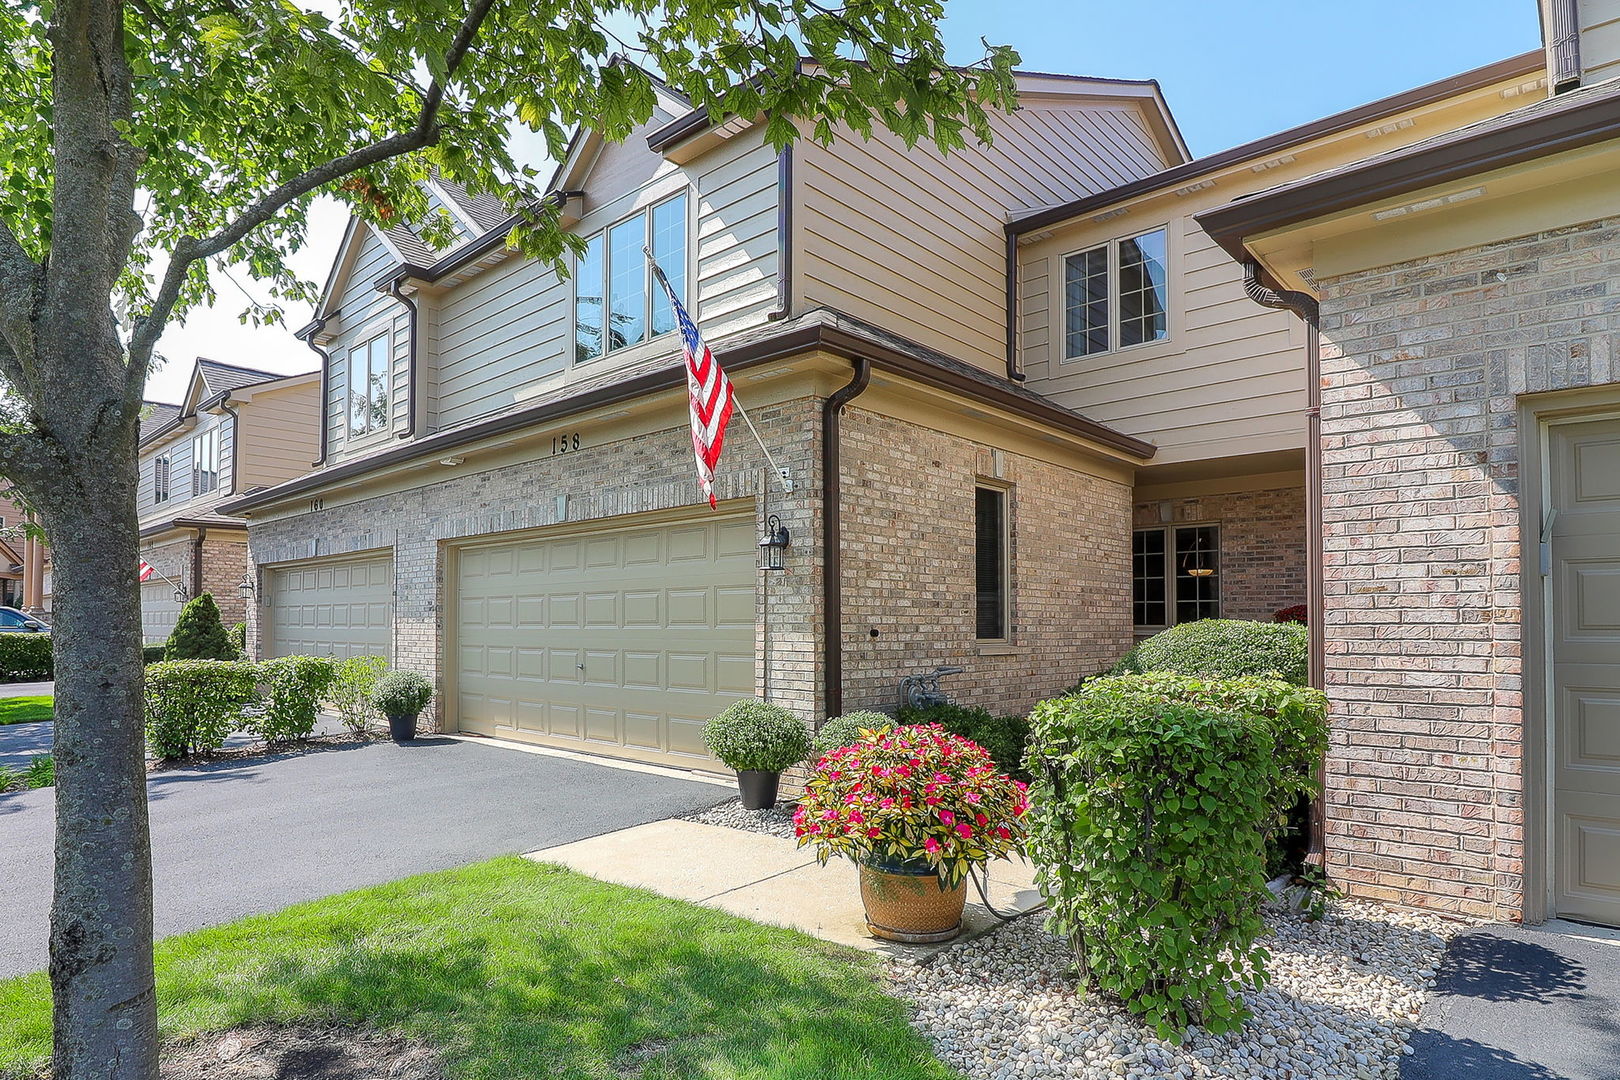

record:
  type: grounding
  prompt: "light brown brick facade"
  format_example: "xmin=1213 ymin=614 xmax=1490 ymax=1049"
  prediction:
xmin=1314 ymin=213 xmax=1620 ymax=920
xmin=140 ymin=530 xmax=249 ymax=628
xmin=1131 ymin=485 xmax=1307 ymax=625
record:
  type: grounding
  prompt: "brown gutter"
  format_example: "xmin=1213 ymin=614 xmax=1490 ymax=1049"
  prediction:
xmin=383 ymin=278 xmax=419 ymax=439
xmin=1008 ymin=50 xmax=1543 ymax=238
xmin=140 ymin=517 xmax=247 ymax=541
xmin=767 ymin=146 xmax=793 ymax=321
xmin=191 ymin=526 xmax=206 ymax=601
xmin=822 ymin=359 xmax=871 ymax=718
xmin=220 ymin=318 xmax=1152 ymax=515
xmin=1541 ymin=0 xmax=1583 ymax=92
xmin=1241 ymin=262 xmax=1326 ymax=866
xmin=382 ymin=190 xmax=587 ymax=290
xmin=298 ymin=317 xmax=332 ymax=467
xmin=1198 ymin=82 xmax=1620 ymax=263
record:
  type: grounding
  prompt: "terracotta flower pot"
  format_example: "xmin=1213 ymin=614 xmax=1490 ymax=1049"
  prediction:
xmin=859 ymin=858 xmax=968 ymax=943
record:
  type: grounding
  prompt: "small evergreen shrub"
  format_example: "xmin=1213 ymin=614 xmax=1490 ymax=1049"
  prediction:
xmin=163 ymin=593 xmax=236 ymax=661
xmin=142 ymin=644 xmax=167 ymax=664
xmin=1024 ymin=672 xmax=1328 ymax=1039
xmin=0 ymin=634 xmax=53 ymax=681
xmin=897 ymin=702 xmax=1032 ymax=781
xmin=330 ymin=655 xmax=390 ymax=735
xmin=812 ymin=711 xmax=895 ymax=757
xmin=702 ymin=699 xmax=810 ymax=773
xmin=229 ymin=621 xmax=248 ymax=658
xmin=1117 ymin=619 xmax=1309 ymax=686
xmin=371 ymin=670 xmax=433 ymax=719
xmin=144 ymin=659 xmax=261 ymax=759
xmin=251 ymin=655 xmax=335 ymax=745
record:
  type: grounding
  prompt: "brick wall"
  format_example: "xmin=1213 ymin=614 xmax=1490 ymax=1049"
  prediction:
xmin=141 ymin=531 xmax=249 ymax=628
xmin=1315 ymin=213 xmax=1620 ymax=920
xmin=838 ymin=407 xmax=1134 ymax=717
xmin=1132 ymin=485 xmax=1307 ymax=624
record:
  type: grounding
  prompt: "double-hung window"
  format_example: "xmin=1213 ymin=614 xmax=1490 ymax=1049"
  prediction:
xmin=1132 ymin=524 xmax=1218 ymax=630
xmin=1063 ymin=226 xmax=1169 ymax=360
xmin=153 ymin=454 xmax=172 ymax=503
xmin=191 ymin=430 xmax=220 ymax=496
xmin=975 ymin=487 xmax=1009 ymax=641
xmin=348 ymin=331 xmax=391 ymax=438
xmin=575 ymin=191 xmax=688 ymax=364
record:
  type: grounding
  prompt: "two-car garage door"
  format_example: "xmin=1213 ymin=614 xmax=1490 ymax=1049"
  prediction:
xmin=453 ymin=513 xmax=756 ymax=769
xmin=267 ymin=554 xmax=393 ymax=660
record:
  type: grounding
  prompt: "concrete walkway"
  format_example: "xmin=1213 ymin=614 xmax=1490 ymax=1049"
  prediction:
xmin=0 ymin=681 xmax=52 ymax=698
xmin=1403 ymin=920 xmax=1620 ymax=1080
xmin=0 ymin=714 xmax=348 ymax=770
xmin=530 ymin=818 xmax=1044 ymax=957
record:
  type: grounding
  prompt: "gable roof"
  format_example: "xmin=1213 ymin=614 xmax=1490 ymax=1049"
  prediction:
xmin=197 ymin=358 xmax=284 ymax=397
xmin=1008 ymin=49 xmax=1544 ymax=236
xmin=141 ymin=358 xmax=315 ymax=449
xmin=138 ymin=401 xmax=182 ymax=443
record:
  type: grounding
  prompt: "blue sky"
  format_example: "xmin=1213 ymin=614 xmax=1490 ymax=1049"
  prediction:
xmin=146 ymin=0 xmax=1542 ymax=402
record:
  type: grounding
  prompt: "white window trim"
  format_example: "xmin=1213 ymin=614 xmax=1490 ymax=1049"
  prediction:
xmin=1058 ymin=223 xmax=1172 ymax=365
xmin=345 ymin=322 xmax=394 ymax=445
xmin=191 ymin=428 xmax=221 ymax=497
xmin=571 ymin=188 xmax=694 ymax=369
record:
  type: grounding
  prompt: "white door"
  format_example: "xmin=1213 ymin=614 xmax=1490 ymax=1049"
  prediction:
xmin=454 ymin=514 xmax=756 ymax=768
xmin=1551 ymin=417 xmax=1620 ymax=926
xmin=141 ymin=581 xmax=183 ymax=645
xmin=267 ymin=554 xmax=393 ymax=660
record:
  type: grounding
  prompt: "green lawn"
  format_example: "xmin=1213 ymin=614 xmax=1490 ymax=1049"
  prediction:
xmin=0 ymin=696 xmax=50 ymax=725
xmin=0 ymin=857 xmax=951 ymax=1080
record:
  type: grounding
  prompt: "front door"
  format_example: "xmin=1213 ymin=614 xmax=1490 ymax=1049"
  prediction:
xmin=1551 ymin=416 xmax=1620 ymax=926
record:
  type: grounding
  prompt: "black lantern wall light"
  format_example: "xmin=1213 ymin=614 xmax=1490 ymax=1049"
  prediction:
xmin=758 ymin=514 xmax=790 ymax=572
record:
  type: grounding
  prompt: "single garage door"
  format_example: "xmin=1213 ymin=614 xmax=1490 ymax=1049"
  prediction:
xmin=141 ymin=581 xmax=182 ymax=644
xmin=267 ymin=554 xmax=393 ymax=660
xmin=454 ymin=513 xmax=755 ymax=768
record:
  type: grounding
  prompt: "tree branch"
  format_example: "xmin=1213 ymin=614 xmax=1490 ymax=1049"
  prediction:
xmin=0 ymin=222 xmax=42 ymax=394
xmin=125 ymin=0 xmax=501 ymax=391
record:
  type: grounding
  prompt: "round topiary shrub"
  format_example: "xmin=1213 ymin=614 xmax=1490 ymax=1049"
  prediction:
xmin=702 ymin=699 xmax=810 ymax=773
xmin=371 ymin=670 xmax=433 ymax=719
xmin=1125 ymin=618 xmax=1308 ymax=686
xmin=812 ymin=711 xmax=895 ymax=757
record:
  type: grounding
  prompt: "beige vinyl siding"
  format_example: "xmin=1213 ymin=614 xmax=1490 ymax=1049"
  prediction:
xmin=794 ymin=101 xmax=1169 ymax=374
xmin=693 ymin=135 xmax=779 ymax=336
xmin=1583 ymin=0 xmax=1620 ymax=83
xmin=234 ymin=380 xmax=322 ymax=489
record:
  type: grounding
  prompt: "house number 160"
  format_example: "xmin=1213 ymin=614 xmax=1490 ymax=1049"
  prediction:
xmin=551 ymin=433 xmax=582 ymax=455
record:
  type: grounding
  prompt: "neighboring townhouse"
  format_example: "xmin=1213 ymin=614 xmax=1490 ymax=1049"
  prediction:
xmin=1195 ymin=0 xmax=1620 ymax=927
xmin=0 ymin=491 xmax=48 ymax=613
xmin=138 ymin=359 xmax=320 ymax=642
xmin=221 ymin=70 xmax=1189 ymax=767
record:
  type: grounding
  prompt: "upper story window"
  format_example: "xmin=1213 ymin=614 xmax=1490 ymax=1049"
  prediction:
xmin=1133 ymin=524 xmax=1218 ymax=630
xmin=191 ymin=429 xmax=220 ymax=497
xmin=1064 ymin=226 xmax=1169 ymax=360
xmin=575 ymin=191 xmax=688 ymax=364
xmin=348 ymin=331 xmax=391 ymax=438
xmin=153 ymin=454 xmax=172 ymax=503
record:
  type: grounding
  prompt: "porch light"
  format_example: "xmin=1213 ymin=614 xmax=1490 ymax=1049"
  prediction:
xmin=237 ymin=574 xmax=255 ymax=599
xmin=758 ymin=514 xmax=790 ymax=572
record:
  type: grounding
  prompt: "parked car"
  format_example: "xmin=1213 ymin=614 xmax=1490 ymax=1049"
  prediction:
xmin=0 ymin=607 xmax=49 ymax=633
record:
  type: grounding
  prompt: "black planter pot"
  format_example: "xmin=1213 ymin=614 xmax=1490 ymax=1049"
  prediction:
xmin=736 ymin=770 xmax=781 ymax=810
xmin=387 ymin=712 xmax=419 ymax=743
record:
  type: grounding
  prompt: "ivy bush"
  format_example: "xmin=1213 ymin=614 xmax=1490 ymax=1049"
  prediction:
xmin=1025 ymin=672 xmax=1328 ymax=1039
xmin=144 ymin=659 xmax=261 ymax=759
xmin=1112 ymin=619 xmax=1308 ymax=686
xmin=229 ymin=620 xmax=248 ymax=657
xmin=702 ymin=699 xmax=810 ymax=773
xmin=898 ymin=701 xmax=1032 ymax=781
xmin=371 ymin=670 xmax=433 ymax=719
xmin=251 ymin=655 xmax=336 ymax=746
xmin=0 ymin=634 xmax=52 ymax=681
xmin=163 ymin=593 xmax=237 ymax=661
xmin=812 ymin=710 xmax=895 ymax=757
xmin=330 ymin=655 xmax=390 ymax=735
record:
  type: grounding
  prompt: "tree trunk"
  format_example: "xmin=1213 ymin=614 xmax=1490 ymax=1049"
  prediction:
xmin=43 ymin=455 xmax=157 ymax=1080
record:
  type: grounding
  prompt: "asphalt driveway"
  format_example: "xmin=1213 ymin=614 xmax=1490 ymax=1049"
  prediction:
xmin=0 ymin=736 xmax=728 ymax=976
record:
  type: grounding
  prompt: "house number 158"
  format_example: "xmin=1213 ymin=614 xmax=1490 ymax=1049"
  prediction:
xmin=552 ymin=433 xmax=582 ymax=455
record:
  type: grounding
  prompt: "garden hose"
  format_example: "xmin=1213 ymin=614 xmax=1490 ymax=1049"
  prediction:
xmin=969 ymin=863 xmax=1044 ymax=924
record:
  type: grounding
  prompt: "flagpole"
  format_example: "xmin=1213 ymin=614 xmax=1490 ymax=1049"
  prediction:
xmin=646 ymin=248 xmax=792 ymax=495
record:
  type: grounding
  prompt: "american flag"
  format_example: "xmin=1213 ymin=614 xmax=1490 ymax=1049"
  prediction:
xmin=138 ymin=559 xmax=156 ymax=583
xmin=656 ymin=268 xmax=734 ymax=509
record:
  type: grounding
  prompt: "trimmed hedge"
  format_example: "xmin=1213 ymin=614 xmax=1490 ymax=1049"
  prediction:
xmin=1112 ymin=619 xmax=1308 ymax=686
xmin=144 ymin=659 xmax=261 ymax=759
xmin=897 ymin=702 xmax=1031 ymax=782
xmin=1025 ymin=673 xmax=1328 ymax=1039
xmin=142 ymin=643 xmax=167 ymax=664
xmin=252 ymin=655 xmax=336 ymax=745
xmin=0 ymin=634 xmax=52 ymax=682
xmin=811 ymin=711 xmax=895 ymax=758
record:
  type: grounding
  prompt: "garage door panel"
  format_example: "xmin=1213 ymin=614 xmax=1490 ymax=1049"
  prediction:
xmin=268 ymin=554 xmax=392 ymax=661
xmin=141 ymin=581 xmax=183 ymax=644
xmin=455 ymin=513 xmax=755 ymax=768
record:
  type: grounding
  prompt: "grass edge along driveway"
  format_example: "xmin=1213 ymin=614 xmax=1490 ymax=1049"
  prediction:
xmin=0 ymin=856 xmax=952 ymax=1080
xmin=0 ymin=696 xmax=50 ymax=726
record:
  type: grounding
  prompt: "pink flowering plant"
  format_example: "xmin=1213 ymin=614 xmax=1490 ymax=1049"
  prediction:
xmin=794 ymin=723 xmax=1030 ymax=887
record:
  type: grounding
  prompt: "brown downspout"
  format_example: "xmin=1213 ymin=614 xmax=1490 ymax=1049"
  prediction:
xmin=384 ymin=278 xmax=419 ymax=438
xmin=1541 ymin=0 xmax=1583 ymax=93
xmin=220 ymin=394 xmax=242 ymax=496
xmin=191 ymin=526 xmax=207 ymax=602
xmin=766 ymin=145 xmax=793 ymax=321
xmin=1243 ymin=261 xmax=1327 ymax=864
xmin=302 ymin=317 xmax=332 ymax=466
xmin=821 ymin=358 xmax=872 ymax=718
xmin=1005 ymin=232 xmax=1023 ymax=381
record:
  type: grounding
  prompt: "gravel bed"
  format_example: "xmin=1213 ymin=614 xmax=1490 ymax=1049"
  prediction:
xmin=891 ymin=900 xmax=1466 ymax=1080
xmin=684 ymin=796 xmax=798 ymax=839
